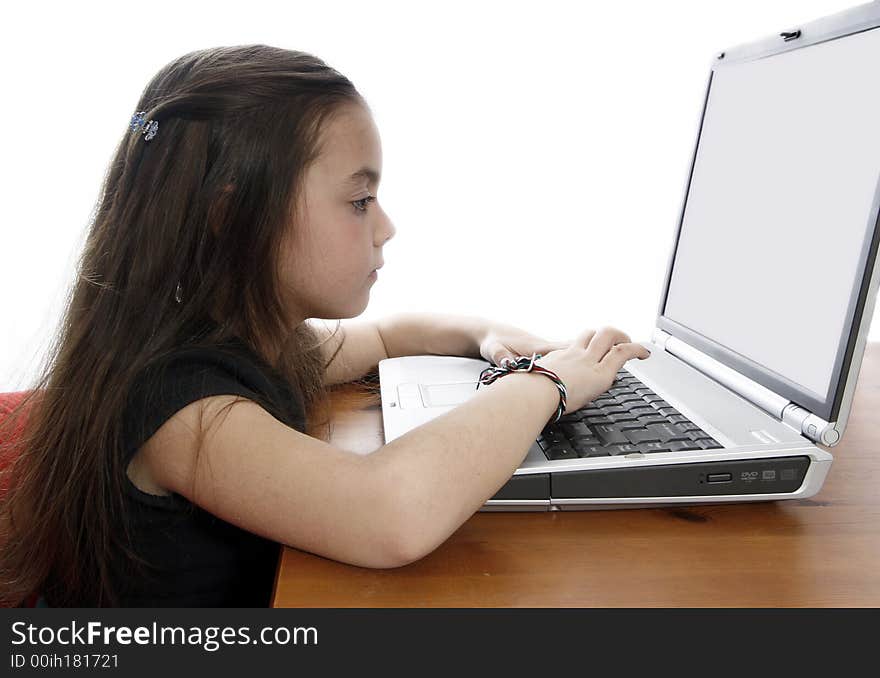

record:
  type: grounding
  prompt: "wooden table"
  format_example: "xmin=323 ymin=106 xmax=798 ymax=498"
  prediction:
xmin=272 ymin=344 xmax=880 ymax=607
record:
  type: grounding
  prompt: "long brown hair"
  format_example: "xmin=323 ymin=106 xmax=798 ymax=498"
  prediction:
xmin=0 ymin=45 xmax=370 ymax=606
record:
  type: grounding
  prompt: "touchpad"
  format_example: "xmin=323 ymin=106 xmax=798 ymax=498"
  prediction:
xmin=420 ymin=381 xmax=480 ymax=408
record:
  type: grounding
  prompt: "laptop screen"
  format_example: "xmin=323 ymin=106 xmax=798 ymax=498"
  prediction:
xmin=661 ymin=24 xmax=880 ymax=422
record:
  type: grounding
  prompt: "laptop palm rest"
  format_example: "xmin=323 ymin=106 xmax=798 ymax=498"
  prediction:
xmin=397 ymin=381 xmax=479 ymax=409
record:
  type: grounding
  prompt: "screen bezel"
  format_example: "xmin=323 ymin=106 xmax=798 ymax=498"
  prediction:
xmin=655 ymin=11 xmax=880 ymax=424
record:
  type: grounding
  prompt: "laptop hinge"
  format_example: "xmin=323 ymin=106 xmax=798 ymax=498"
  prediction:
xmin=650 ymin=328 xmax=840 ymax=446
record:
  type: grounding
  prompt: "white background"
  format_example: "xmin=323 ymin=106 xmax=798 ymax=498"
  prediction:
xmin=1 ymin=0 xmax=877 ymax=390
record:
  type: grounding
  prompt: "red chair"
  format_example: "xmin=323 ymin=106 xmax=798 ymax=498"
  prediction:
xmin=0 ymin=390 xmax=40 ymax=607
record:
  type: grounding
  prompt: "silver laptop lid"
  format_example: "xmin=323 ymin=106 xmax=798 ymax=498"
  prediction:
xmin=655 ymin=1 xmax=880 ymax=428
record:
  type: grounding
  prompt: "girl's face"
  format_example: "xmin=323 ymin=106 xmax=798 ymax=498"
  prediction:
xmin=279 ymin=102 xmax=395 ymax=323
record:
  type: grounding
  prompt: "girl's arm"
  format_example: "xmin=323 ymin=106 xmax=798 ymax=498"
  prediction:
xmin=311 ymin=313 xmax=489 ymax=386
xmin=309 ymin=319 xmax=389 ymax=386
xmin=139 ymin=365 xmax=559 ymax=569
xmin=375 ymin=312 xmax=487 ymax=360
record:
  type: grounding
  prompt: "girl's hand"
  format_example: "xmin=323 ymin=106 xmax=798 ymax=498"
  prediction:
xmin=478 ymin=322 xmax=569 ymax=367
xmin=536 ymin=326 xmax=651 ymax=415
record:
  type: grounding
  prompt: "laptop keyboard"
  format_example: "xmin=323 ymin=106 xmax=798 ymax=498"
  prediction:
xmin=537 ymin=369 xmax=724 ymax=460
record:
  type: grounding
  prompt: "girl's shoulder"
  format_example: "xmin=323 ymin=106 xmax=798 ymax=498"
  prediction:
xmin=122 ymin=338 xmax=306 ymax=466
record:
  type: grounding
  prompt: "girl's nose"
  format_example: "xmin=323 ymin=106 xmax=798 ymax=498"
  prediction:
xmin=377 ymin=210 xmax=396 ymax=245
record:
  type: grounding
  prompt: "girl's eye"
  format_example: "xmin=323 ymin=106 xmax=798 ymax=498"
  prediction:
xmin=352 ymin=195 xmax=376 ymax=213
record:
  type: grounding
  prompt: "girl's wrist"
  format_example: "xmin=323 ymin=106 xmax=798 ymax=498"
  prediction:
xmin=468 ymin=317 xmax=493 ymax=356
xmin=495 ymin=370 xmax=562 ymax=425
xmin=476 ymin=354 xmax=567 ymax=425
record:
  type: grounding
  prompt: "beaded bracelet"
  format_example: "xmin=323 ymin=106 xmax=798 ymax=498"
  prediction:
xmin=475 ymin=352 xmax=568 ymax=425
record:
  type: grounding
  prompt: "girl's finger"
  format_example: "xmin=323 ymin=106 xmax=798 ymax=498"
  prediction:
xmin=584 ymin=327 xmax=632 ymax=363
xmin=598 ymin=342 xmax=651 ymax=374
xmin=573 ymin=328 xmax=597 ymax=349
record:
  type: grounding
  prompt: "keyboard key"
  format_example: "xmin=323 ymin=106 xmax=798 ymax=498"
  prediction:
xmin=616 ymin=393 xmax=645 ymax=405
xmin=645 ymin=423 xmax=693 ymax=443
xmin=655 ymin=407 xmax=678 ymax=417
xmin=629 ymin=406 xmax=656 ymax=416
xmin=680 ymin=422 xmax=703 ymax=432
xmin=624 ymin=428 xmax=663 ymax=444
xmin=608 ymin=413 xmax=640 ymax=425
xmin=668 ymin=414 xmax=690 ymax=423
xmin=680 ymin=431 xmax=722 ymax=448
xmin=660 ymin=420 xmax=691 ymax=434
xmin=541 ymin=428 xmax=566 ymax=443
xmin=538 ymin=433 xmax=565 ymax=449
xmin=638 ymin=441 xmax=674 ymax=453
xmin=689 ymin=432 xmax=714 ymax=441
xmin=601 ymin=406 xmax=631 ymax=416
xmin=643 ymin=394 xmax=664 ymax=403
xmin=561 ymin=421 xmax=593 ymax=438
xmin=585 ymin=415 xmax=613 ymax=425
xmin=570 ymin=435 xmax=601 ymax=446
xmin=545 ymin=442 xmax=578 ymax=460
xmin=665 ymin=440 xmax=702 ymax=451
xmin=637 ymin=414 xmax=669 ymax=425
xmin=593 ymin=424 xmax=631 ymax=446
xmin=576 ymin=444 xmax=612 ymax=458
xmin=607 ymin=443 xmax=641 ymax=455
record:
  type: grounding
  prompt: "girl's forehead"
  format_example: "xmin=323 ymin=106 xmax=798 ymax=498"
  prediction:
xmin=314 ymin=105 xmax=381 ymax=179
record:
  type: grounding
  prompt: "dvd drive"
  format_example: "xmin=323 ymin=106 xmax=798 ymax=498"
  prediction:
xmin=551 ymin=456 xmax=810 ymax=498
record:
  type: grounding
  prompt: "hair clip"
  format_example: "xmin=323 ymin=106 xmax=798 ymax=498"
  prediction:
xmin=129 ymin=111 xmax=159 ymax=141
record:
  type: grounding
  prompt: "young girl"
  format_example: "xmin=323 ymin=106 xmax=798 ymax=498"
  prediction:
xmin=0 ymin=44 xmax=649 ymax=607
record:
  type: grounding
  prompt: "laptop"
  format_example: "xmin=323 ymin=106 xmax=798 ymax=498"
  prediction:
xmin=378 ymin=1 xmax=880 ymax=511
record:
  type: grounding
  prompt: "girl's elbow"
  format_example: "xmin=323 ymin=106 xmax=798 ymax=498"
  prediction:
xmin=375 ymin=501 xmax=437 ymax=569
xmin=346 ymin=526 xmax=426 ymax=569
xmin=388 ymin=532 xmax=432 ymax=568
xmin=375 ymin=507 xmax=431 ymax=568
xmin=385 ymin=501 xmax=451 ymax=568
xmin=363 ymin=455 xmax=445 ymax=568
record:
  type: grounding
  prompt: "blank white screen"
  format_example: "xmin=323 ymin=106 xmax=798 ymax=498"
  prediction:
xmin=665 ymin=27 xmax=880 ymax=398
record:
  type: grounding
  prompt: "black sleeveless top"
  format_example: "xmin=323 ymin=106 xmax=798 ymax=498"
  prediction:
xmin=94 ymin=336 xmax=306 ymax=607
